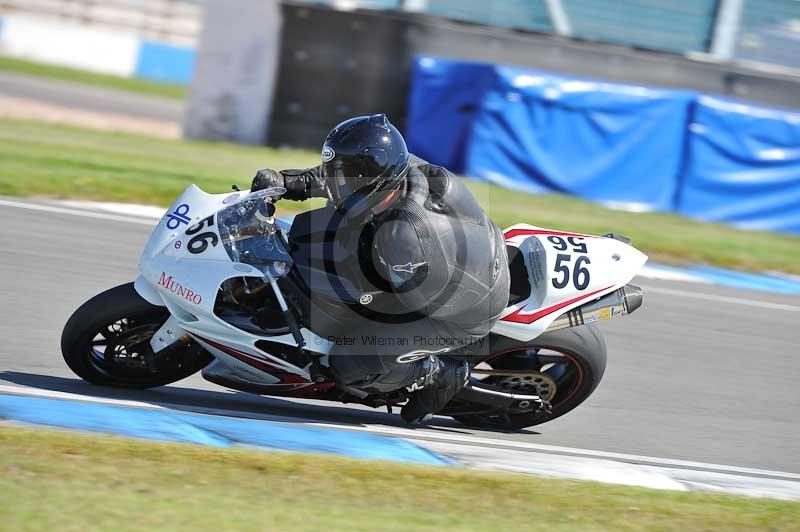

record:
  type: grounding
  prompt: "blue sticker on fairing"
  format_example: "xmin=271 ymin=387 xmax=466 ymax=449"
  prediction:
xmin=165 ymin=203 xmax=191 ymax=229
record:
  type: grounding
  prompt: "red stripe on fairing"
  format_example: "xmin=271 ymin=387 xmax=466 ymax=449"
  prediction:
xmin=501 ymin=285 xmax=613 ymax=324
xmin=504 ymin=228 xmax=597 ymax=240
xmin=190 ymin=333 xmax=310 ymax=384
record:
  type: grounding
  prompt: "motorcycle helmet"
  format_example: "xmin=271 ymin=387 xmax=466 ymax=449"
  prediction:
xmin=321 ymin=114 xmax=410 ymax=214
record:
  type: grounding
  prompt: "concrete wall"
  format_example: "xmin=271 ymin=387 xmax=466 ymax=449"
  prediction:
xmin=182 ymin=0 xmax=282 ymax=145
xmin=0 ymin=14 xmax=195 ymax=84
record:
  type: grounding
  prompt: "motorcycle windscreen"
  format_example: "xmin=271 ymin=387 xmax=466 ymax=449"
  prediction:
xmin=215 ymin=188 xmax=293 ymax=277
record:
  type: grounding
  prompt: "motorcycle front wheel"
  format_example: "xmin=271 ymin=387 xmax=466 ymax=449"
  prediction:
xmin=447 ymin=324 xmax=607 ymax=430
xmin=61 ymin=283 xmax=212 ymax=388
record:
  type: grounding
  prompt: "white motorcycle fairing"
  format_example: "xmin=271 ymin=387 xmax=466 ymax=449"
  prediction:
xmin=134 ymin=185 xmax=333 ymax=394
xmin=133 ymin=185 xmax=647 ymax=394
xmin=491 ymin=224 xmax=648 ymax=342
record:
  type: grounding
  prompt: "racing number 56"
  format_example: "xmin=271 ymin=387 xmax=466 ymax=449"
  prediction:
xmin=548 ymin=236 xmax=591 ymax=290
xmin=185 ymin=215 xmax=218 ymax=254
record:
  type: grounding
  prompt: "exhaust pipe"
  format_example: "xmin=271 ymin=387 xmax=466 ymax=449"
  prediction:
xmin=457 ymin=383 xmax=547 ymax=411
xmin=545 ymin=284 xmax=643 ymax=332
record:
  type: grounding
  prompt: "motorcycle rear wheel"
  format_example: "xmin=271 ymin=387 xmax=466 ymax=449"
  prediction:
xmin=449 ymin=324 xmax=607 ymax=430
xmin=61 ymin=283 xmax=212 ymax=388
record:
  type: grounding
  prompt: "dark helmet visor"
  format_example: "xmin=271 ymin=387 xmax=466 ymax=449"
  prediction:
xmin=323 ymin=148 xmax=398 ymax=206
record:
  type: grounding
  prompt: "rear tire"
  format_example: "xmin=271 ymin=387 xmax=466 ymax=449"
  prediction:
xmin=451 ymin=324 xmax=607 ymax=430
xmin=61 ymin=283 xmax=212 ymax=388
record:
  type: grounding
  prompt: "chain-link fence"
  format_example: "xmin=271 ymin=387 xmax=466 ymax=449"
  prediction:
xmin=737 ymin=0 xmax=800 ymax=67
xmin=0 ymin=0 xmax=202 ymax=46
xmin=3 ymin=0 xmax=799 ymax=69
xmin=297 ymin=0 xmax=800 ymax=70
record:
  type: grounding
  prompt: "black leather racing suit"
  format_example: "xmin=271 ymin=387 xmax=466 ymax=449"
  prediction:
xmin=267 ymin=155 xmax=510 ymax=394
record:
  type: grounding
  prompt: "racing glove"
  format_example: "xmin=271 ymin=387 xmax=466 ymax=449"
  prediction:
xmin=251 ymin=167 xmax=328 ymax=201
xmin=251 ymin=168 xmax=284 ymax=193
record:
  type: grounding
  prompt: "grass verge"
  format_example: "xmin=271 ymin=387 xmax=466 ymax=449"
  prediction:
xmin=1 ymin=426 xmax=798 ymax=531
xmin=1 ymin=117 xmax=799 ymax=273
xmin=0 ymin=56 xmax=187 ymax=99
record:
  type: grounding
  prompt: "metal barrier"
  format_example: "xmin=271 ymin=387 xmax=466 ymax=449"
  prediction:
xmin=291 ymin=0 xmax=800 ymax=70
xmin=737 ymin=0 xmax=800 ymax=68
xmin=4 ymin=0 xmax=799 ymax=69
xmin=0 ymin=0 xmax=202 ymax=46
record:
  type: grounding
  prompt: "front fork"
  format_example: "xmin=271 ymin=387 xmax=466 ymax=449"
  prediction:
xmin=149 ymin=315 xmax=187 ymax=354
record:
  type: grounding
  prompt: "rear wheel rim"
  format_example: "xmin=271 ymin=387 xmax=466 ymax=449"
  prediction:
xmin=470 ymin=346 xmax=585 ymax=416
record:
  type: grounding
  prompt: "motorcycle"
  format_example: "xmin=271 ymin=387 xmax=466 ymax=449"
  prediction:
xmin=62 ymin=185 xmax=647 ymax=429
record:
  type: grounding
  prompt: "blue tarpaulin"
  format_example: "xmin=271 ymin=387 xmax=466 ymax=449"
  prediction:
xmin=406 ymin=57 xmax=496 ymax=172
xmin=462 ymin=66 xmax=694 ymax=211
xmin=407 ymin=57 xmax=695 ymax=212
xmin=406 ymin=56 xmax=800 ymax=234
xmin=677 ymin=96 xmax=800 ymax=234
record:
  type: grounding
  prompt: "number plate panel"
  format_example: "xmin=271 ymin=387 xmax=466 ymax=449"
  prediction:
xmin=493 ymin=224 xmax=648 ymax=341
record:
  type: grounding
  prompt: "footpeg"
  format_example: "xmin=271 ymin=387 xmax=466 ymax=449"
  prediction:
xmin=309 ymin=356 xmax=328 ymax=383
xmin=522 ymin=397 xmax=551 ymax=415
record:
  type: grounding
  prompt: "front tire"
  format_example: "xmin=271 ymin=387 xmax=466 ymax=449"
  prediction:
xmin=61 ymin=283 xmax=212 ymax=388
xmin=449 ymin=324 xmax=607 ymax=430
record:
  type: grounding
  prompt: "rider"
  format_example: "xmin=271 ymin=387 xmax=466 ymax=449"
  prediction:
xmin=251 ymin=114 xmax=510 ymax=423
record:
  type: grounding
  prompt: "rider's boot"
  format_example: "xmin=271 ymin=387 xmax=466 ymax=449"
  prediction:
xmin=401 ymin=356 xmax=469 ymax=424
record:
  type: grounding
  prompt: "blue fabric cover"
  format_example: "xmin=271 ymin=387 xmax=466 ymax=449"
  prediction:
xmin=677 ymin=96 xmax=800 ymax=234
xmin=462 ymin=66 xmax=694 ymax=211
xmin=406 ymin=56 xmax=800 ymax=233
xmin=405 ymin=56 xmax=496 ymax=172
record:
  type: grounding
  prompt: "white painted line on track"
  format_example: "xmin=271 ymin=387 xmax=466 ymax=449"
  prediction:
xmin=339 ymin=424 xmax=800 ymax=481
xmin=0 ymin=198 xmax=157 ymax=226
xmin=414 ymin=438 xmax=800 ymax=500
xmin=767 ymin=270 xmax=800 ymax=283
xmin=644 ymin=286 xmax=800 ymax=312
xmin=2 ymin=384 xmax=798 ymax=482
xmin=0 ymin=384 xmax=173 ymax=410
xmin=638 ymin=265 xmax=708 ymax=284
xmin=5 ymin=197 xmax=798 ymax=310
xmin=5 ymin=197 xmax=798 ymax=294
xmin=58 ymin=200 xmax=165 ymax=220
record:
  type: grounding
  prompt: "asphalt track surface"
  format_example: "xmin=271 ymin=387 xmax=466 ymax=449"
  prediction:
xmin=1 ymin=199 xmax=798 ymax=474
xmin=0 ymin=71 xmax=183 ymax=122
